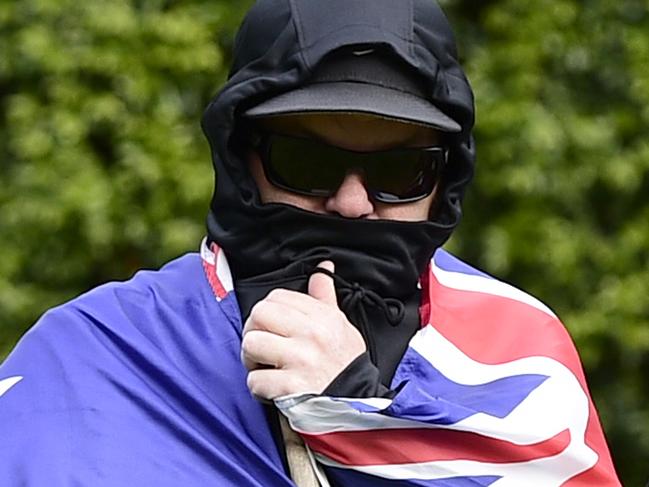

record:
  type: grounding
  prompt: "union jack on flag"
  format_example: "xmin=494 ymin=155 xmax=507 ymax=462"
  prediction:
xmin=276 ymin=250 xmax=620 ymax=486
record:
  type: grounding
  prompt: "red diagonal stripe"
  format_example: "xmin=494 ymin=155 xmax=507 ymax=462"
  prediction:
xmin=202 ymin=258 xmax=227 ymax=300
xmin=301 ymin=427 xmax=571 ymax=466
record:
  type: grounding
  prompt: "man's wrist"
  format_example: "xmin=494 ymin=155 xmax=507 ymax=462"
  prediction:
xmin=323 ymin=352 xmax=395 ymax=399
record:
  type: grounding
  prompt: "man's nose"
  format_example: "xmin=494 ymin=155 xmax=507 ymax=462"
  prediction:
xmin=324 ymin=170 xmax=374 ymax=218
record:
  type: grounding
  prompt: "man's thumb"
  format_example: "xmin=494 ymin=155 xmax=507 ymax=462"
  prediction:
xmin=308 ymin=261 xmax=338 ymax=306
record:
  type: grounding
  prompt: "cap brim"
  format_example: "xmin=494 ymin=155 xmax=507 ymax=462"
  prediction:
xmin=244 ymin=82 xmax=461 ymax=133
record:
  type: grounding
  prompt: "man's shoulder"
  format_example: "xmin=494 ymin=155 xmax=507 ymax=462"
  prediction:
xmin=1 ymin=249 xmax=243 ymax=399
xmin=3 ymin=251 xmax=231 ymax=370
xmin=428 ymin=249 xmax=571 ymax=348
xmin=427 ymin=249 xmax=583 ymax=376
xmin=59 ymin=251 xmax=207 ymax=317
xmin=430 ymin=248 xmax=557 ymax=319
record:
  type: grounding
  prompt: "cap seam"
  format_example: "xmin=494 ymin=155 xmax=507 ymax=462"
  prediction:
xmin=407 ymin=0 xmax=414 ymax=58
xmin=288 ymin=0 xmax=311 ymax=71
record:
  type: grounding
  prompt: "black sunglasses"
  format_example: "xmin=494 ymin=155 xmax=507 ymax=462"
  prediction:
xmin=255 ymin=133 xmax=447 ymax=204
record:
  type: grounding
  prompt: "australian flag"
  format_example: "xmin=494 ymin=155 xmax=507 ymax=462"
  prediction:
xmin=0 ymin=241 xmax=620 ymax=486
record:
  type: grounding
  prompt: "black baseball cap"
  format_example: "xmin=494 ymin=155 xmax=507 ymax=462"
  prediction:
xmin=244 ymin=47 xmax=461 ymax=133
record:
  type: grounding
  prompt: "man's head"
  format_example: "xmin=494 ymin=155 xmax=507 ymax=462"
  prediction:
xmin=201 ymin=0 xmax=476 ymax=296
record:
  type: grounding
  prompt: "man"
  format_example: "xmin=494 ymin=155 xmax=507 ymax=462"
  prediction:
xmin=0 ymin=0 xmax=620 ymax=485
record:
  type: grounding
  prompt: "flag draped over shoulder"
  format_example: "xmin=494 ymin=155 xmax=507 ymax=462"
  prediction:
xmin=275 ymin=251 xmax=620 ymax=486
xmin=0 ymin=246 xmax=291 ymax=487
xmin=0 ymin=241 xmax=620 ymax=486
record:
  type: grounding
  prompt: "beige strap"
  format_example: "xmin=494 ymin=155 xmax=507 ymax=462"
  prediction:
xmin=279 ymin=414 xmax=321 ymax=487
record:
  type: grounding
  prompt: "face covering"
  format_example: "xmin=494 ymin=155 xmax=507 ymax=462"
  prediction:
xmin=206 ymin=145 xmax=459 ymax=383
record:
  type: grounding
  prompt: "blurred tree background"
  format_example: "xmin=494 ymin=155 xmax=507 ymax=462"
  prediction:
xmin=0 ymin=0 xmax=647 ymax=484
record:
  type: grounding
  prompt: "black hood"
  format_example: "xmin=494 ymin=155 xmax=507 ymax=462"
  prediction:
xmin=201 ymin=0 xmax=475 ymax=313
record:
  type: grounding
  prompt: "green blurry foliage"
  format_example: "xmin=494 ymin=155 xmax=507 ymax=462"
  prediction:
xmin=443 ymin=0 xmax=649 ymax=484
xmin=0 ymin=0 xmax=253 ymax=354
xmin=0 ymin=0 xmax=647 ymax=483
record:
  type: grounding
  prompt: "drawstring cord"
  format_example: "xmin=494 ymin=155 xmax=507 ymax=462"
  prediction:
xmin=309 ymin=267 xmax=405 ymax=364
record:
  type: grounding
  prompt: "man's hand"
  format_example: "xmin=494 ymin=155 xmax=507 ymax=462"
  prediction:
xmin=241 ymin=261 xmax=366 ymax=400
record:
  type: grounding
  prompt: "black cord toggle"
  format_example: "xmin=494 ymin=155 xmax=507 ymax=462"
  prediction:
xmin=309 ymin=266 xmax=406 ymax=364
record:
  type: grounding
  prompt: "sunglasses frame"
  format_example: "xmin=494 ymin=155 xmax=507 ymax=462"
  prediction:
xmin=255 ymin=133 xmax=449 ymax=204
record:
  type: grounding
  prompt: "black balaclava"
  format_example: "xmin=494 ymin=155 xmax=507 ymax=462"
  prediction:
xmin=202 ymin=0 xmax=476 ymax=384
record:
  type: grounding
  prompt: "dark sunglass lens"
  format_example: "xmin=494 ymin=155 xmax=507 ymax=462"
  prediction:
xmin=267 ymin=136 xmax=343 ymax=194
xmin=365 ymin=149 xmax=442 ymax=202
xmin=264 ymin=134 xmax=445 ymax=203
